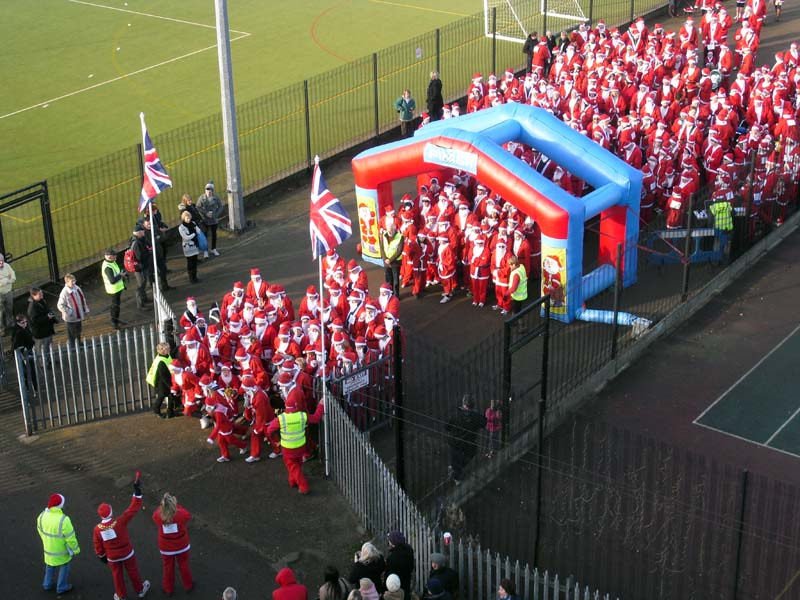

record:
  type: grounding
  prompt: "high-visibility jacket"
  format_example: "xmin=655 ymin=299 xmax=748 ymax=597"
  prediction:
xmin=102 ymin=260 xmax=125 ymax=295
xmin=382 ymin=232 xmax=404 ymax=263
xmin=709 ymin=201 xmax=734 ymax=231
xmin=146 ymin=355 xmax=173 ymax=387
xmin=37 ymin=508 xmax=80 ymax=566
xmin=278 ymin=411 xmax=308 ymax=449
xmin=510 ymin=265 xmax=528 ymax=302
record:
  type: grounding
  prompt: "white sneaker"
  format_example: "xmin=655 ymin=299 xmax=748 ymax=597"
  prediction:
xmin=114 ymin=594 xmax=122 ymax=600
xmin=212 ymin=248 xmax=220 ymax=256
xmin=138 ymin=580 xmax=151 ymax=597
xmin=239 ymin=447 xmax=247 ymax=455
xmin=206 ymin=437 xmax=214 ymax=445
xmin=245 ymin=455 xmax=261 ymax=463
xmin=203 ymin=251 xmax=209 ymax=259
xmin=268 ymin=451 xmax=281 ymax=459
xmin=439 ymin=295 xmax=450 ymax=304
xmin=216 ymin=456 xmax=230 ymax=463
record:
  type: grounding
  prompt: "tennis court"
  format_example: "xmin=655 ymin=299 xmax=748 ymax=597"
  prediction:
xmin=694 ymin=322 xmax=800 ymax=458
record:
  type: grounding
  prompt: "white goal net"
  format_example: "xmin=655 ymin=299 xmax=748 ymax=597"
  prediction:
xmin=483 ymin=0 xmax=588 ymax=44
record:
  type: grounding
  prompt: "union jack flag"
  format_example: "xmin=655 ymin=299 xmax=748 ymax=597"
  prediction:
xmin=138 ymin=112 xmax=173 ymax=213
xmin=309 ymin=159 xmax=352 ymax=260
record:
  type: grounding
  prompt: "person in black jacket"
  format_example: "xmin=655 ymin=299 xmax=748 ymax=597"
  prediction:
xmin=427 ymin=553 xmax=458 ymax=598
xmin=130 ymin=229 xmax=152 ymax=308
xmin=347 ymin=542 xmax=387 ymax=594
xmin=385 ymin=530 xmax=415 ymax=595
xmin=148 ymin=342 xmax=178 ymax=418
xmin=12 ymin=313 xmax=37 ymax=389
xmin=27 ymin=287 xmax=57 ymax=358
xmin=522 ymin=32 xmax=538 ymax=74
xmin=445 ymin=394 xmax=487 ymax=484
xmin=426 ymin=71 xmax=443 ymax=122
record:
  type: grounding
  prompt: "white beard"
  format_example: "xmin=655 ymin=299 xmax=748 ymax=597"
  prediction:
xmin=309 ymin=330 xmax=320 ymax=343
xmin=379 ymin=295 xmax=390 ymax=312
xmin=221 ymin=373 xmax=232 ymax=386
xmin=513 ymin=238 xmax=522 ymax=254
xmin=255 ymin=324 xmax=267 ymax=338
xmin=174 ymin=373 xmax=184 ymax=386
xmin=472 ymin=245 xmax=484 ymax=259
xmin=187 ymin=346 xmax=199 ymax=365
xmin=306 ymin=299 xmax=318 ymax=313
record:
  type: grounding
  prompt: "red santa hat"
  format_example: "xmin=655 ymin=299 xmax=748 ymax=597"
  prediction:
xmin=199 ymin=373 xmax=217 ymax=387
xmin=347 ymin=259 xmax=361 ymax=273
xmin=305 ymin=285 xmax=318 ymax=298
xmin=241 ymin=374 xmax=256 ymax=389
xmin=276 ymin=371 xmax=294 ymax=387
xmin=234 ymin=347 xmax=250 ymax=363
xmin=281 ymin=358 xmax=296 ymax=373
xmin=379 ymin=282 xmax=393 ymax=295
xmin=97 ymin=503 xmax=113 ymax=521
xmin=186 ymin=296 xmax=196 ymax=303
xmin=254 ymin=309 xmax=266 ymax=323
xmin=278 ymin=322 xmax=291 ymax=335
xmin=233 ymin=281 xmax=244 ymax=290
xmin=374 ymin=325 xmax=389 ymax=339
xmin=331 ymin=318 xmax=345 ymax=331
xmin=343 ymin=351 xmax=358 ymax=364
xmin=169 ymin=359 xmax=185 ymax=372
xmin=326 ymin=248 xmax=338 ymax=258
xmin=332 ymin=331 xmax=347 ymax=345
xmin=354 ymin=336 xmax=367 ymax=347
xmin=250 ymin=268 xmax=261 ymax=277
xmin=48 ymin=493 xmax=65 ymax=509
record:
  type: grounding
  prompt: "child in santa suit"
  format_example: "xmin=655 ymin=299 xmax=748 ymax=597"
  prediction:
xmin=491 ymin=238 xmax=512 ymax=314
xmin=170 ymin=360 xmax=202 ymax=417
xmin=204 ymin=388 xmax=247 ymax=463
xmin=436 ymin=236 xmax=457 ymax=303
xmin=93 ymin=479 xmax=151 ymax=600
xmin=469 ymin=235 xmax=491 ymax=307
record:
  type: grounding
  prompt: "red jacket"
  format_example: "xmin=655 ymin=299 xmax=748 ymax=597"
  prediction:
xmin=272 ymin=567 xmax=308 ymax=600
xmin=151 ymin=506 xmax=191 ymax=555
xmin=93 ymin=495 xmax=142 ymax=562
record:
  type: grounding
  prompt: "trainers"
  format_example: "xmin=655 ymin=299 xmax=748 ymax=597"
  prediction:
xmin=114 ymin=594 xmax=122 ymax=600
xmin=203 ymin=251 xmax=209 ymax=259
xmin=206 ymin=437 xmax=214 ymax=445
xmin=268 ymin=451 xmax=282 ymax=459
xmin=500 ymin=309 xmax=508 ymax=315
xmin=472 ymin=302 xmax=478 ymax=306
xmin=239 ymin=447 xmax=247 ymax=455
xmin=245 ymin=455 xmax=261 ymax=463
xmin=439 ymin=295 xmax=450 ymax=304
xmin=478 ymin=302 xmax=484 ymax=308
xmin=138 ymin=580 xmax=151 ymax=598
xmin=216 ymin=456 xmax=230 ymax=463
xmin=212 ymin=248 xmax=220 ymax=256
xmin=492 ymin=304 xmax=499 ymax=311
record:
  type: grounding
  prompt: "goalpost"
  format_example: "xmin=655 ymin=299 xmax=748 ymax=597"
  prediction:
xmin=483 ymin=0 xmax=588 ymax=44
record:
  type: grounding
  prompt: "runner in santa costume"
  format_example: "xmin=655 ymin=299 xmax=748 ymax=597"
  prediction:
xmin=266 ymin=382 xmax=325 ymax=495
xmin=204 ymin=385 xmax=247 ymax=463
xmin=93 ymin=476 xmax=151 ymax=600
xmin=268 ymin=284 xmax=295 ymax=325
xmin=436 ymin=236 xmax=457 ymax=303
xmin=491 ymin=238 xmax=513 ymax=315
xmin=245 ymin=268 xmax=269 ymax=307
xmin=346 ymin=260 xmax=370 ymax=297
xmin=178 ymin=296 xmax=200 ymax=331
xmin=177 ymin=329 xmax=211 ymax=376
xmin=235 ymin=346 xmax=270 ymax=389
xmin=469 ymin=234 xmax=491 ymax=307
xmin=151 ymin=492 xmax=193 ymax=596
xmin=298 ymin=286 xmax=320 ymax=320
xmin=321 ymin=248 xmax=345 ymax=284
xmin=169 ymin=360 xmax=202 ymax=417
xmin=241 ymin=374 xmax=277 ymax=462
xmin=273 ymin=322 xmax=301 ymax=359
xmin=220 ymin=281 xmax=246 ymax=324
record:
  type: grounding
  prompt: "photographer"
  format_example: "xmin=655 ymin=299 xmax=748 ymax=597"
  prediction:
xmin=27 ymin=287 xmax=57 ymax=358
xmin=347 ymin=542 xmax=386 ymax=595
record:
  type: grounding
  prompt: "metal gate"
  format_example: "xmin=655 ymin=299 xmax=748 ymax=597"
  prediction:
xmin=0 ymin=181 xmax=60 ymax=288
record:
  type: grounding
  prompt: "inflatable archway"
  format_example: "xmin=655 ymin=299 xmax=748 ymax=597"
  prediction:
xmin=351 ymin=104 xmax=643 ymax=323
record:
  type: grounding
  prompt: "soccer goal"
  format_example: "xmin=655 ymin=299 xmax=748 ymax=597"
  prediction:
xmin=483 ymin=0 xmax=588 ymax=44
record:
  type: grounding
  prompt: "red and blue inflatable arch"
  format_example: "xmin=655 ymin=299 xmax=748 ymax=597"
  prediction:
xmin=351 ymin=104 xmax=643 ymax=323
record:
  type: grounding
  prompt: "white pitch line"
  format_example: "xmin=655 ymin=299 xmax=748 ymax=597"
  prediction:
xmin=693 ymin=321 xmax=800 ymax=424
xmin=0 ymin=33 xmax=250 ymax=120
xmin=765 ymin=404 xmax=800 ymax=446
xmin=67 ymin=0 xmax=250 ymax=34
xmin=694 ymin=420 xmax=800 ymax=461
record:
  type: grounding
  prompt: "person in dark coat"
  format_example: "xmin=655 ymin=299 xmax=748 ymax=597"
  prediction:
xmin=426 ymin=71 xmax=443 ymax=122
xmin=385 ymin=531 xmax=415 ymax=595
xmin=130 ymin=229 xmax=152 ymax=308
xmin=445 ymin=394 xmax=487 ymax=483
xmin=347 ymin=542 xmax=387 ymax=595
xmin=27 ymin=287 xmax=57 ymax=357
xmin=522 ymin=32 xmax=538 ymax=73
xmin=12 ymin=313 xmax=35 ymax=352
xmin=427 ymin=553 xmax=458 ymax=598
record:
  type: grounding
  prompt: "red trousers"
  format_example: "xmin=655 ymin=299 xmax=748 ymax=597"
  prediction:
xmin=217 ymin=432 xmax=246 ymax=459
xmin=412 ymin=270 xmax=425 ymax=296
xmin=249 ymin=430 xmax=279 ymax=458
xmin=109 ymin=555 xmax=144 ymax=599
xmin=161 ymin=550 xmax=193 ymax=595
xmin=282 ymin=446 xmax=309 ymax=493
xmin=441 ymin=275 xmax=456 ymax=295
xmin=471 ymin=278 xmax=489 ymax=304
xmin=495 ymin=284 xmax=511 ymax=310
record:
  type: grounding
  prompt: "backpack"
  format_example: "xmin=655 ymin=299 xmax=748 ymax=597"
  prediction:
xmin=123 ymin=246 xmax=139 ymax=273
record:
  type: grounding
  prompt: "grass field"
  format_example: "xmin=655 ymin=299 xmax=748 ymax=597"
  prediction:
xmin=0 ymin=0 xmax=477 ymax=191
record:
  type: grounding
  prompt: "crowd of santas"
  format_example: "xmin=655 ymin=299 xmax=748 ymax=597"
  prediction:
xmin=418 ymin=3 xmax=800 ymax=229
xmin=166 ymin=259 xmax=401 ymax=460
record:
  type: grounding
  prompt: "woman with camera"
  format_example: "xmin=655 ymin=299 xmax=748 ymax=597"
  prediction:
xmin=27 ymin=287 xmax=57 ymax=357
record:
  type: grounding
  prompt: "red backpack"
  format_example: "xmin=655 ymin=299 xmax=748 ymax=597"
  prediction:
xmin=123 ymin=247 xmax=139 ymax=273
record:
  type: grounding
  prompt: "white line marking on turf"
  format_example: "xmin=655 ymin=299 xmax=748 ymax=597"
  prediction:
xmin=67 ymin=0 xmax=250 ymax=34
xmin=694 ymin=420 xmax=800 ymax=460
xmin=0 ymin=34 xmax=249 ymax=120
xmin=693 ymin=321 xmax=800 ymax=424
xmin=765 ymin=404 xmax=800 ymax=446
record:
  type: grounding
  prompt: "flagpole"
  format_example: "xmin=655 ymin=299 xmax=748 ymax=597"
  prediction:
xmin=147 ymin=201 xmax=163 ymax=340
xmin=319 ymin=253 xmax=330 ymax=478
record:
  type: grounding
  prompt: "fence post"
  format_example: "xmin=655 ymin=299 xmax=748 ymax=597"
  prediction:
xmin=733 ymin=469 xmax=749 ymax=599
xmin=681 ymin=200 xmax=694 ymax=302
xmin=303 ymin=80 xmax=312 ymax=170
xmin=588 ymin=0 xmax=595 ymax=26
xmin=373 ymin=53 xmax=380 ymax=140
xmin=629 ymin=0 xmax=635 ymax=24
xmin=15 ymin=349 xmax=33 ymax=436
xmin=542 ymin=0 xmax=549 ymax=39
xmin=436 ymin=29 xmax=441 ymax=75
xmin=40 ymin=181 xmax=60 ymax=282
xmin=492 ymin=8 xmax=497 ymax=76
xmin=610 ymin=243 xmax=623 ymax=359
xmin=393 ymin=323 xmax=405 ymax=490
xmin=501 ymin=318 xmax=512 ymax=446
xmin=533 ymin=297 xmax=550 ymax=569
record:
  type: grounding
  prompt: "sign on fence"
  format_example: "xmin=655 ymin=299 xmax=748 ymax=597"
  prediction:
xmin=342 ymin=369 xmax=370 ymax=394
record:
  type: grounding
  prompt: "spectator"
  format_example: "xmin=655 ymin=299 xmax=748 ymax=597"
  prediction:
xmin=152 ymin=492 xmax=194 ymax=595
xmin=57 ymin=273 xmax=89 ymax=346
xmin=318 ymin=565 xmax=351 ymax=600
xmin=37 ymin=493 xmax=80 ymax=595
xmin=346 ymin=592 xmax=363 ymax=600
xmin=423 ymin=578 xmax=451 ymax=600
xmin=178 ymin=194 xmax=204 ymax=232
xmin=11 ymin=313 xmax=34 ymax=352
xmin=522 ymin=32 xmax=538 ymax=74
xmin=427 ymin=553 xmax=458 ymax=598
xmin=426 ymin=71 xmax=443 ymax=122
xmin=385 ymin=531 xmax=414 ymax=595
xmin=358 ymin=578 xmax=379 ymax=600
xmin=179 ymin=210 xmax=202 ymax=284
xmin=348 ymin=542 xmax=387 ymax=595
xmin=101 ymin=248 xmax=126 ymax=330
xmin=484 ymin=399 xmax=502 ymax=458
xmin=27 ymin=287 xmax=57 ymax=358
xmin=394 ymin=90 xmax=417 ymax=138
xmin=130 ymin=228 xmax=152 ymax=308
xmin=0 ymin=253 xmax=16 ymax=336
xmin=497 ymin=578 xmax=519 ymax=600
xmin=445 ymin=394 xmax=487 ymax=484
xmin=197 ymin=181 xmax=225 ymax=258
xmin=141 ymin=217 xmax=170 ymax=291
xmin=222 ymin=587 xmax=238 ymax=600
xmin=147 ymin=342 xmax=178 ymax=419
xmin=273 ymin=567 xmax=308 ymax=600
xmin=384 ymin=574 xmax=404 ymax=600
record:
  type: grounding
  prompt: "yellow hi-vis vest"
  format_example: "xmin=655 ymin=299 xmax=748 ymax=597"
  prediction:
xmin=146 ymin=355 xmax=173 ymax=387
xmin=382 ymin=232 xmax=403 ymax=262
xmin=709 ymin=201 xmax=734 ymax=231
xmin=102 ymin=260 xmax=125 ymax=295
xmin=510 ymin=265 xmax=528 ymax=302
xmin=279 ymin=411 xmax=308 ymax=449
xmin=37 ymin=508 xmax=80 ymax=566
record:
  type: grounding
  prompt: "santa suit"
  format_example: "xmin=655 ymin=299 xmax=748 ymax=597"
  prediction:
xmin=93 ymin=495 xmax=146 ymax=600
xmin=512 ymin=235 xmax=532 ymax=277
xmin=151 ymin=505 xmax=193 ymax=596
xmin=171 ymin=368 xmax=202 ymax=416
xmin=297 ymin=296 xmax=320 ymax=321
xmin=220 ymin=291 xmax=245 ymax=324
xmin=179 ymin=307 xmax=199 ymax=331
xmin=321 ymin=254 xmax=345 ymax=285
xmin=410 ymin=236 xmax=429 ymax=296
xmin=541 ymin=256 xmax=565 ymax=307
xmin=178 ymin=342 xmax=211 ymax=377
xmin=491 ymin=247 xmax=512 ymax=312
xmin=532 ymin=41 xmax=551 ymax=76
xmin=622 ymin=143 xmax=643 ymax=169
xmin=746 ymin=102 xmax=775 ymax=131
xmin=216 ymin=370 xmax=241 ymax=396
xmin=437 ymin=241 xmax=458 ymax=295
xmin=243 ymin=387 xmax=277 ymax=459
xmin=273 ymin=335 xmax=301 ymax=360
xmin=469 ymin=243 xmax=491 ymax=305
xmin=245 ymin=277 xmax=269 ymax=307
xmin=207 ymin=401 xmax=247 ymax=459
xmin=378 ymin=291 xmax=400 ymax=317
xmin=266 ymin=402 xmax=325 ymax=494
xmin=207 ymin=330 xmax=234 ymax=365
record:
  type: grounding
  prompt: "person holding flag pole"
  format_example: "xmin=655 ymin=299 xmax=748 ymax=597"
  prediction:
xmin=139 ymin=113 xmax=173 ymax=342
xmin=309 ymin=155 xmax=352 ymax=478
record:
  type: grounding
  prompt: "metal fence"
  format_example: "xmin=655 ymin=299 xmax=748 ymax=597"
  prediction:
xmin=1 ymin=0 xmax=667 ymax=290
xmin=325 ymin=388 xmax=619 ymax=599
xmin=16 ymin=325 xmax=157 ymax=435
